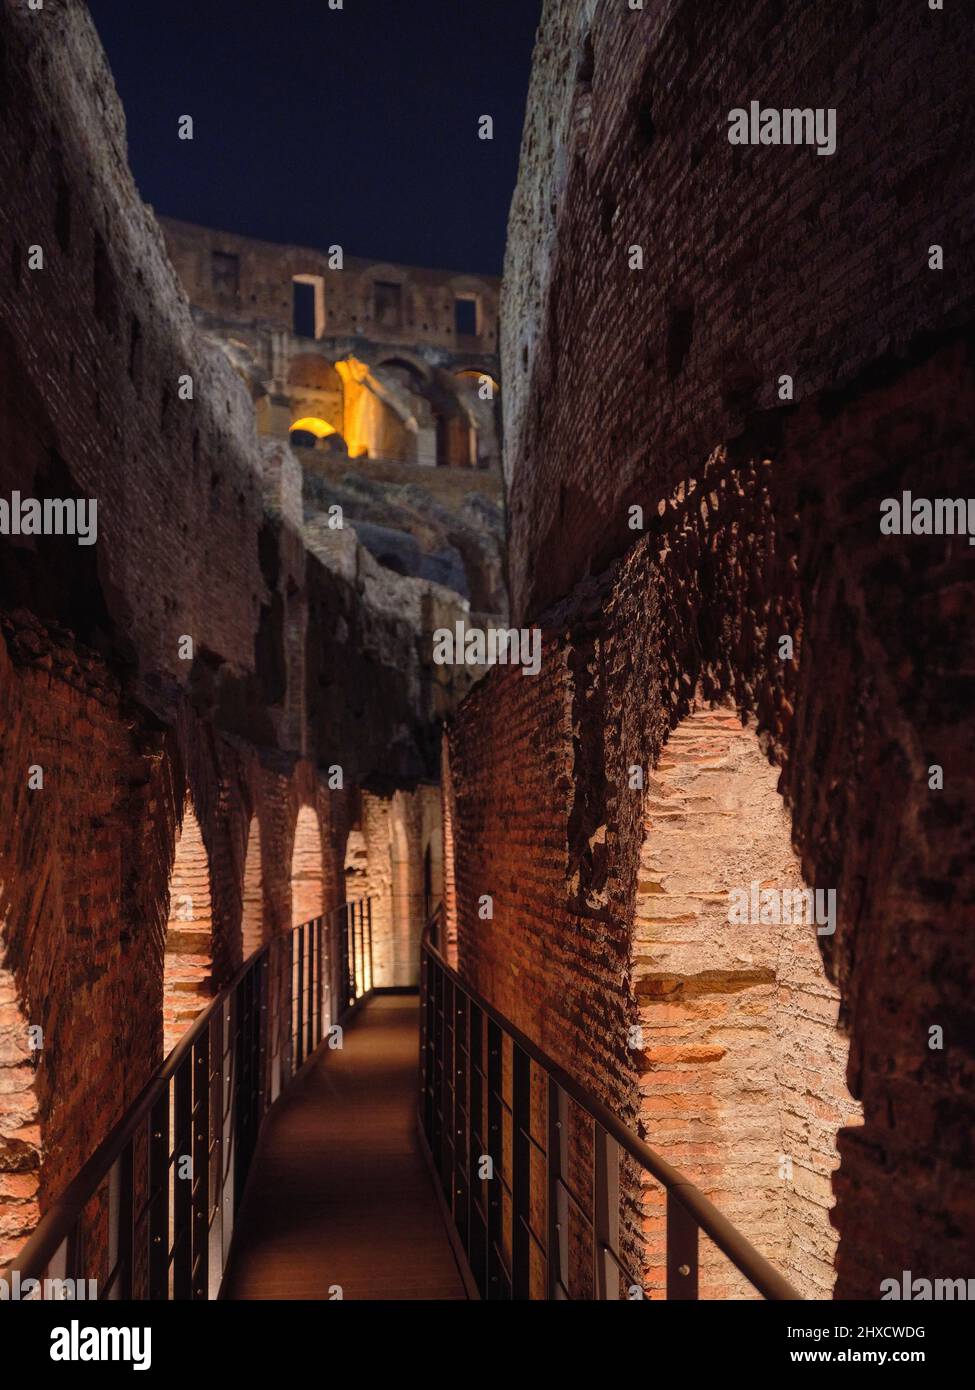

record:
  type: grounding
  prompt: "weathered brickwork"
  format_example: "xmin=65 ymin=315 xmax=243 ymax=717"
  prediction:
xmin=503 ymin=0 xmax=975 ymax=622
xmin=444 ymin=0 xmax=975 ymax=1300
xmin=449 ymin=335 xmax=975 ymax=1297
xmin=0 ymin=2 xmax=449 ymax=1264
xmin=634 ymin=708 xmax=861 ymax=1299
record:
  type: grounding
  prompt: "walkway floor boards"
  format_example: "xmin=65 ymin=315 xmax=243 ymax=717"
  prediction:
xmin=221 ymin=994 xmax=468 ymax=1301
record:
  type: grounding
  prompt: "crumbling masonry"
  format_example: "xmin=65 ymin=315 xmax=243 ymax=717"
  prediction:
xmin=444 ymin=0 xmax=975 ymax=1299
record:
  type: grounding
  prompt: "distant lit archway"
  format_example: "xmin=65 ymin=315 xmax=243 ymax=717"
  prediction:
xmin=289 ymin=417 xmax=336 ymax=450
xmin=290 ymin=806 xmax=324 ymax=926
xmin=241 ymin=816 xmax=263 ymax=960
xmin=164 ymin=800 xmax=214 ymax=1055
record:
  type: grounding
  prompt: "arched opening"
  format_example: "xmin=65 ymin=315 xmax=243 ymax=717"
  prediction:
xmin=632 ymin=706 xmax=862 ymax=1299
xmin=291 ymin=806 xmax=324 ymax=927
xmin=241 ymin=816 xmax=263 ymax=960
xmin=0 ymin=945 xmax=42 ymax=1267
xmin=292 ymin=275 xmax=325 ymax=339
xmin=343 ymin=828 xmax=368 ymax=902
xmin=289 ymin=416 xmax=336 ymax=450
xmin=389 ymin=793 xmax=418 ymax=988
xmin=435 ymin=408 xmax=476 ymax=468
xmin=163 ymin=800 xmax=214 ymax=1056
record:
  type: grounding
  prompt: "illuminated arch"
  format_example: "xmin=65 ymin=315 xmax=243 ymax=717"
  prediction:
xmin=290 ymin=417 xmax=336 ymax=439
xmin=241 ymin=816 xmax=263 ymax=960
xmin=163 ymin=799 xmax=214 ymax=1055
xmin=290 ymin=806 xmax=324 ymax=926
xmin=633 ymin=705 xmax=862 ymax=1298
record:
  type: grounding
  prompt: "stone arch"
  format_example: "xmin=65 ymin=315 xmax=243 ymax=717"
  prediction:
xmin=372 ymin=349 xmax=433 ymax=384
xmin=0 ymin=944 xmax=42 ymax=1268
xmin=163 ymin=798 xmax=215 ymax=1055
xmin=389 ymin=792 xmax=422 ymax=987
xmin=240 ymin=815 xmax=263 ymax=959
xmin=287 ymin=352 xmax=344 ymax=443
xmin=290 ymin=805 xmax=324 ymax=927
xmin=631 ymin=704 xmax=862 ymax=1299
xmin=343 ymin=827 xmax=368 ymax=901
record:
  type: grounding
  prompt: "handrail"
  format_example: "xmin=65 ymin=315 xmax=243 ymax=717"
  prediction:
xmin=419 ymin=916 xmax=801 ymax=1301
xmin=7 ymin=898 xmax=375 ymax=1297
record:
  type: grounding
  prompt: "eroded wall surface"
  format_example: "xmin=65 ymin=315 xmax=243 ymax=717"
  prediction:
xmin=448 ymin=0 xmax=975 ymax=1299
xmin=0 ymin=0 xmax=448 ymax=1262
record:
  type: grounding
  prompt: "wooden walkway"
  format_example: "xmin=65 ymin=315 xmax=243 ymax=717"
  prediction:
xmin=220 ymin=994 xmax=469 ymax=1300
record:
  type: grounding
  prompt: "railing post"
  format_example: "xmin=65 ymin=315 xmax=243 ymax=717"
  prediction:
xmin=452 ymin=988 xmax=470 ymax=1253
xmin=147 ymin=1092 xmax=169 ymax=1300
xmin=667 ymin=1190 xmax=700 ymax=1300
xmin=193 ymin=1031 xmax=210 ymax=1299
xmin=107 ymin=1140 xmax=134 ymax=1300
xmin=468 ymin=1000 xmax=487 ymax=1295
xmin=173 ymin=1056 xmax=193 ymax=1299
xmin=512 ymin=1044 xmax=531 ymax=1299
xmin=485 ymin=1018 xmax=508 ymax=1299
xmin=547 ymin=1080 xmax=569 ymax=1300
xmin=367 ymin=897 xmax=374 ymax=993
xmin=593 ymin=1124 xmax=620 ymax=1300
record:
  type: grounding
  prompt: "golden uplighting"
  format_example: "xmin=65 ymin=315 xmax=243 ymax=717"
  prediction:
xmin=290 ymin=417 xmax=336 ymax=439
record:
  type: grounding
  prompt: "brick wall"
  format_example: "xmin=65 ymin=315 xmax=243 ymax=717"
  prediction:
xmin=448 ymin=335 xmax=975 ymax=1298
xmin=442 ymin=0 xmax=975 ymax=1299
xmin=634 ymin=708 xmax=860 ymax=1299
xmin=0 ymin=1 xmax=448 ymax=1265
xmin=503 ymin=0 xmax=975 ymax=623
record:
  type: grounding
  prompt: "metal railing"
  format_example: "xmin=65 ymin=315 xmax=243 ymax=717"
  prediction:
xmin=8 ymin=898 xmax=374 ymax=1300
xmin=419 ymin=917 xmax=801 ymax=1301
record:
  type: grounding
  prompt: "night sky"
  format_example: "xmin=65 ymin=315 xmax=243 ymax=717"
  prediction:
xmin=87 ymin=0 xmax=542 ymax=277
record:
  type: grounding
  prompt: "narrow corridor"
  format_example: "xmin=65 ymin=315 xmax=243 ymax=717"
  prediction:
xmin=220 ymin=995 xmax=468 ymax=1300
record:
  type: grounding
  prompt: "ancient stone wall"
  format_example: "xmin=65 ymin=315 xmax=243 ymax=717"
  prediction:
xmin=448 ymin=336 xmax=975 ymax=1297
xmin=502 ymin=0 xmax=975 ymax=623
xmin=0 ymin=0 xmax=453 ymax=1264
xmin=161 ymin=217 xmax=500 ymax=358
xmin=445 ymin=0 xmax=975 ymax=1300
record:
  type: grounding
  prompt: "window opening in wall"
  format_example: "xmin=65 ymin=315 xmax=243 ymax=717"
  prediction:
xmin=454 ymin=294 xmax=479 ymax=337
xmin=374 ymin=281 xmax=403 ymax=330
xmin=292 ymin=274 xmax=325 ymax=339
xmin=211 ymin=251 xmax=240 ymax=298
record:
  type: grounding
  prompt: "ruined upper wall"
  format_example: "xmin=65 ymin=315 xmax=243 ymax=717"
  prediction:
xmin=161 ymin=216 xmax=501 ymax=363
xmin=0 ymin=0 xmax=465 ymax=786
xmin=502 ymin=0 xmax=975 ymax=622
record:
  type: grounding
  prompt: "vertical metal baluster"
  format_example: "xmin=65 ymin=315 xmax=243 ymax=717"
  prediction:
xmin=468 ymin=1000 xmax=486 ymax=1293
xmin=512 ymin=1044 xmax=531 ymax=1299
xmin=147 ymin=1094 xmax=169 ymax=1300
xmin=486 ymin=1018 xmax=506 ymax=1299
xmin=173 ymin=1056 xmax=192 ymax=1298
xmin=296 ymin=923 xmax=305 ymax=1070
xmin=367 ymin=897 xmax=374 ymax=994
xmin=667 ymin=1190 xmax=699 ymax=1299
xmin=593 ymin=1123 xmax=620 ymax=1300
xmin=547 ymin=1079 xmax=569 ymax=1300
xmin=193 ymin=1032 xmax=209 ymax=1299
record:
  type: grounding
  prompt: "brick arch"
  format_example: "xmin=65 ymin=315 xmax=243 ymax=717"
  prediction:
xmin=240 ymin=814 xmax=263 ymax=959
xmin=632 ymin=704 xmax=862 ymax=1299
xmin=343 ymin=827 xmax=368 ymax=901
xmin=163 ymin=798 xmax=214 ymax=1055
xmin=290 ymin=805 xmax=324 ymax=927
xmin=0 ymin=945 xmax=41 ymax=1269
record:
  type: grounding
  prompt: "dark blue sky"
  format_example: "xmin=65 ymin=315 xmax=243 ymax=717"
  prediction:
xmin=87 ymin=0 xmax=542 ymax=276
